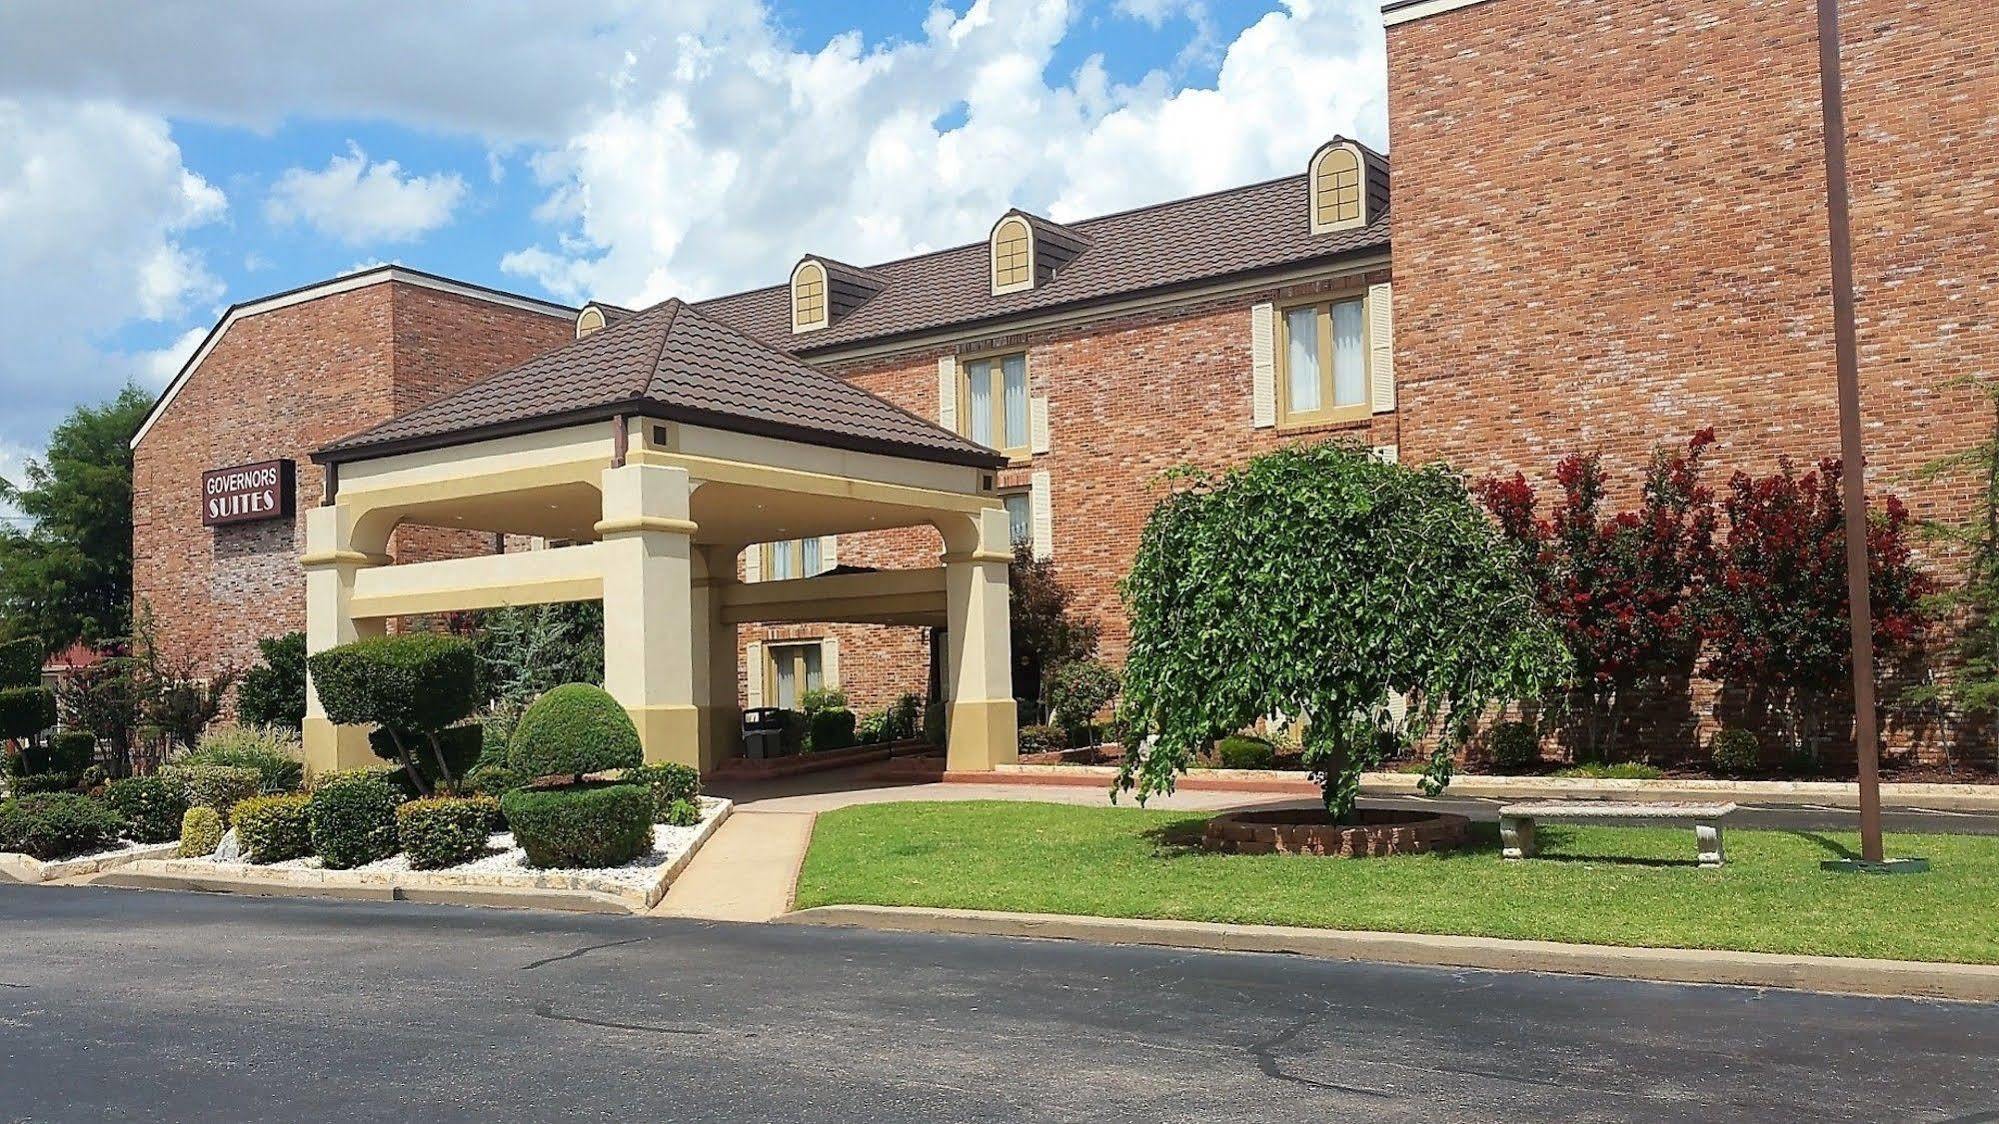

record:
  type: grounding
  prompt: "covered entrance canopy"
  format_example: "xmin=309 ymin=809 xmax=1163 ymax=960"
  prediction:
xmin=304 ymin=299 xmax=1017 ymax=775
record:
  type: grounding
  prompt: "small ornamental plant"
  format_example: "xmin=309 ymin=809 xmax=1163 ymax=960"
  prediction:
xmin=308 ymin=770 xmax=405 ymax=869
xmin=233 ymin=793 xmax=314 ymax=864
xmin=178 ymin=806 xmax=224 ymax=858
xmin=501 ymin=684 xmax=652 ymax=868
xmin=0 ymin=792 xmax=125 ymax=860
xmin=625 ymin=763 xmax=700 ymax=823
xmin=159 ymin=763 xmax=263 ymax=823
xmin=1215 ymin=735 xmax=1276 ymax=771
xmin=397 ymin=797 xmax=497 ymax=870
xmin=103 ymin=775 xmax=188 ymax=844
xmin=1116 ymin=442 xmax=1569 ymax=822
xmin=1484 ymin=721 xmax=1543 ymax=773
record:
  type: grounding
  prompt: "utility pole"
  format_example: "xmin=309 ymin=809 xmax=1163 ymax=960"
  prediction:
xmin=1814 ymin=0 xmax=1926 ymax=875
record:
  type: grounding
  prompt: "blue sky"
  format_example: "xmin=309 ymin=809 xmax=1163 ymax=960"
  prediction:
xmin=0 ymin=0 xmax=1389 ymax=515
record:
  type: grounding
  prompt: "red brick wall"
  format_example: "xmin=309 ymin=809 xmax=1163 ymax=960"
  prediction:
xmin=132 ymin=280 xmax=572 ymax=680
xmin=1385 ymin=0 xmax=1999 ymax=760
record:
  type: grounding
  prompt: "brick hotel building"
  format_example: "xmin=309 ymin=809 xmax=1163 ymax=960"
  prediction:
xmin=133 ymin=0 xmax=1999 ymax=764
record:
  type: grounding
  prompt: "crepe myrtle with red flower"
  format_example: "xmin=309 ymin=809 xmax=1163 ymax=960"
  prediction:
xmin=1475 ymin=430 xmax=1720 ymax=761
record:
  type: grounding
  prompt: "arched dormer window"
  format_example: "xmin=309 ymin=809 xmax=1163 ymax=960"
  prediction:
xmin=792 ymin=259 xmax=829 ymax=332
xmin=1309 ymin=142 xmax=1366 ymax=233
xmin=991 ymin=215 xmax=1034 ymax=295
xmin=575 ymin=305 xmax=607 ymax=339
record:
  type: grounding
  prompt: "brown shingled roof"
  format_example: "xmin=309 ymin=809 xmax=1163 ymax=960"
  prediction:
xmin=317 ymin=298 xmax=1004 ymax=468
xmin=695 ymin=164 xmax=1389 ymax=352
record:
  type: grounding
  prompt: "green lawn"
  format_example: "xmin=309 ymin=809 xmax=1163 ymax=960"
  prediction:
xmin=795 ymin=801 xmax=1999 ymax=964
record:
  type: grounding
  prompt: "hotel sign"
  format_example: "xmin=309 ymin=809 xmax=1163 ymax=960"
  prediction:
xmin=202 ymin=459 xmax=295 ymax=526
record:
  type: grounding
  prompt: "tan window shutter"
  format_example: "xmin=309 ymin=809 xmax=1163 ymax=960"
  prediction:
xmin=1369 ymin=283 xmax=1395 ymax=414
xmin=745 ymin=642 xmax=764 ymax=708
xmin=937 ymin=355 xmax=958 ymax=431
xmin=1030 ymin=470 xmax=1053 ymax=561
xmin=1250 ymin=302 xmax=1276 ymax=428
xmin=819 ymin=535 xmax=838 ymax=571
xmin=1030 ymin=395 xmax=1050 ymax=455
xmin=1387 ymin=690 xmax=1408 ymax=726
xmin=743 ymin=544 xmax=762 ymax=583
xmin=1373 ymin=444 xmax=1400 ymax=464
xmin=822 ymin=637 xmax=841 ymax=689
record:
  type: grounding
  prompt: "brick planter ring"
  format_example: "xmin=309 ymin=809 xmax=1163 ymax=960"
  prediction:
xmin=1202 ymin=808 xmax=1470 ymax=857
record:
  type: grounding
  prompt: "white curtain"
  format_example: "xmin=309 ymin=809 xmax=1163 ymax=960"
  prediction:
xmin=1285 ymin=306 xmax=1320 ymax=412
xmin=1333 ymin=299 xmax=1366 ymax=407
xmin=1002 ymin=354 xmax=1028 ymax=448
xmin=802 ymin=536 xmax=823 ymax=576
xmin=967 ymin=359 xmax=994 ymax=446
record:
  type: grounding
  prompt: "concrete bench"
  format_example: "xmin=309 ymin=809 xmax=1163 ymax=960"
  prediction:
xmin=1498 ymin=801 xmax=1739 ymax=868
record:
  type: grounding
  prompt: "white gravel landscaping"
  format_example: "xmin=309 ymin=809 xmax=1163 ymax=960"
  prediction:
xmin=132 ymin=795 xmax=733 ymax=911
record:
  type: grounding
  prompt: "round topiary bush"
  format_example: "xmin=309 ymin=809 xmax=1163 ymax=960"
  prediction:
xmin=396 ymin=796 xmax=497 ymax=870
xmin=43 ymin=731 xmax=97 ymax=777
xmin=0 ymin=793 xmax=126 ymax=860
xmin=1216 ymin=735 xmax=1277 ymax=770
xmin=308 ymin=770 xmax=406 ymax=869
xmin=103 ymin=775 xmax=188 ymax=844
xmin=807 ymin=707 xmax=857 ymax=753
xmin=1710 ymin=727 xmax=1761 ymax=776
xmin=233 ymin=793 xmax=314 ymax=864
xmin=508 ymin=684 xmax=643 ymax=780
xmin=500 ymin=783 xmax=653 ymax=868
xmin=1018 ymin=724 xmax=1069 ymax=755
xmin=0 ymin=685 xmax=56 ymax=744
xmin=1485 ymin=720 xmax=1542 ymax=773
xmin=178 ymin=806 xmax=224 ymax=857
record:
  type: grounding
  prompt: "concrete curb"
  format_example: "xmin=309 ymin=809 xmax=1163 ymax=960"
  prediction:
xmin=92 ymin=800 xmax=734 ymax=916
xmin=975 ymin=764 xmax=1999 ymax=811
xmin=0 ymin=842 xmax=181 ymax=885
xmin=782 ymin=904 xmax=1999 ymax=1003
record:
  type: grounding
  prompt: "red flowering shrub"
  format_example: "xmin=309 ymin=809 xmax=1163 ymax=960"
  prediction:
xmin=1476 ymin=431 xmax=1718 ymax=760
xmin=1701 ymin=457 xmax=1930 ymax=754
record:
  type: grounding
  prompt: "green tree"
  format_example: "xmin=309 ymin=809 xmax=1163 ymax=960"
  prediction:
xmin=0 ymin=386 xmax=151 ymax=654
xmin=1914 ymin=376 xmax=1999 ymax=769
xmin=237 ymin=632 xmax=308 ymax=731
xmin=307 ymin=633 xmax=481 ymax=795
xmin=1008 ymin=545 xmax=1099 ymax=720
xmin=1114 ymin=442 xmax=1570 ymax=821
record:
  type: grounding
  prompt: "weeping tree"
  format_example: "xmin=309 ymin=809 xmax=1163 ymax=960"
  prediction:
xmin=1114 ymin=442 xmax=1570 ymax=820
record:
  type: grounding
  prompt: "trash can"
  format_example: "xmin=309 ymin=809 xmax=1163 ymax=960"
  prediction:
xmin=742 ymin=707 xmax=789 ymax=760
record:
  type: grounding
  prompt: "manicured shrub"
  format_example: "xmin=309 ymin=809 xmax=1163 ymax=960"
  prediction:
xmin=500 ymin=783 xmax=653 ymax=869
xmin=625 ymin=762 xmax=700 ymax=822
xmin=1216 ymin=735 xmax=1276 ymax=770
xmin=661 ymin=798 xmax=702 ymax=828
xmin=397 ymin=796 xmax=497 ymax=870
xmin=855 ymin=709 xmax=891 ymax=745
xmin=807 ymin=707 xmax=857 ymax=753
xmin=178 ymin=806 xmax=224 ymax=857
xmin=160 ymin=763 xmax=263 ymax=822
xmin=11 ymin=772 xmax=79 ymax=795
xmin=308 ymin=770 xmax=405 ymax=869
xmin=104 ymin=775 xmax=188 ymax=844
xmin=233 ymin=793 xmax=314 ymax=863
xmin=0 ymin=686 xmax=56 ymax=742
xmin=1019 ymin=724 xmax=1069 ymax=755
xmin=1710 ymin=727 xmax=1761 ymax=776
xmin=306 ymin=633 xmax=481 ymax=795
xmin=1485 ymin=720 xmax=1542 ymax=773
xmin=465 ymin=762 xmax=526 ymax=799
xmin=369 ymin=723 xmax=482 ymax=790
xmin=800 ymin=687 xmax=848 ymax=714
xmin=0 ymin=637 xmax=40 ymax=689
xmin=0 ymin=793 xmax=126 ymax=860
xmin=181 ymin=727 xmax=305 ymax=793
xmin=508 ymin=684 xmax=642 ymax=780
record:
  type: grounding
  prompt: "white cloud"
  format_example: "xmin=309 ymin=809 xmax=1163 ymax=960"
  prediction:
xmin=503 ymin=0 xmax=1386 ymax=307
xmin=138 ymin=325 xmax=210 ymax=388
xmin=267 ymin=143 xmax=467 ymax=245
xmin=0 ymin=440 xmax=35 ymax=525
xmin=0 ymin=97 xmax=226 ymax=451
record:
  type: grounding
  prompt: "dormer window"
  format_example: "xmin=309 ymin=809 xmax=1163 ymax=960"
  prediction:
xmin=791 ymin=260 xmax=829 ymax=332
xmin=991 ymin=216 xmax=1033 ymax=294
xmin=575 ymin=306 xmax=606 ymax=338
xmin=1309 ymin=139 xmax=1373 ymax=234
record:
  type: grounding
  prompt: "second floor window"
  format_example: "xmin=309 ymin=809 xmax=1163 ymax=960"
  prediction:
xmin=963 ymin=352 xmax=1029 ymax=458
xmin=1279 ymin=296 xmax=1368 ymax=426
xmin=763 ymin=536 xmax=824 ymax=581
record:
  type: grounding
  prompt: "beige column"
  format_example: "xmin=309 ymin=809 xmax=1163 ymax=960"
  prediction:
xmin=597 ymin=463 xmax=701 ymax=768
xmin=939 ymin=506 xmax=1018 ymax=771
xmin=690 ymin=544 xmax=742 ymax=773
xmin=301 ymin=504 xmax=388 ymax=776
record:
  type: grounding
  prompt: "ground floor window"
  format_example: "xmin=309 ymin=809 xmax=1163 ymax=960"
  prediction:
xmin=765 ymin=641 xmax=824 ymax=710
xmin=1001 ymin=489 xmax=1031 ymax=549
